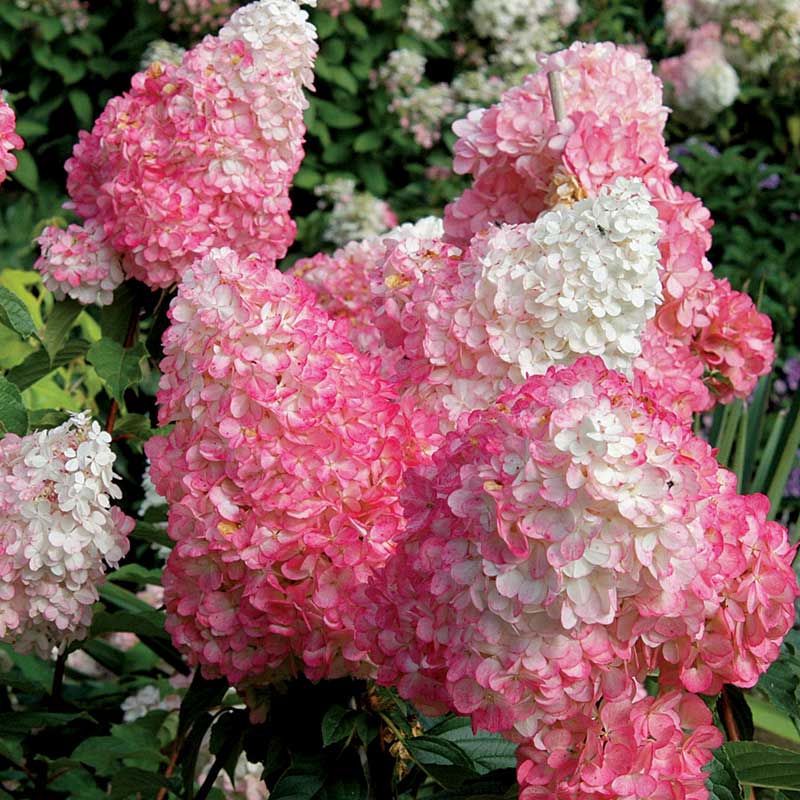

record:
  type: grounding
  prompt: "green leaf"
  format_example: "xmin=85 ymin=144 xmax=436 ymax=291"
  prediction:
xmin=87 ymin=339 xmax=146 ymax=402
xmin=181 ymin=711 xmax=216 ymax=800
xmin=12 ymin=150 xmax=38 ymax=192
xmin=724 ymin=741 xmax=800 ymax=789
xmin=312 ymin=10 xmax=337 ymax=38
xmin=72 ymin=735 xmax=166 ymax=777
xmin=106 ymin=564 xmax=163 ymax=587
xmin=90 ymin=609 xmax=169 ymax=641
xmin=328 ymin=66 xmax=359 ymax=94
xmin=766 ymin=389 xmax=800 ymax=518
xmin=0 ymin=711 xmax=86 ymax=734
xmin=707 ymin=747 xmax=743 ymax=800
xmin=0 ymin=286 xmax=36 ymax=339
xmin=0 ymin=376 xmax=28 ymax=436
xmin=209 ymin=709 xmax=248 ymax=784
xmin=68 ymin=89 xmax=93 ymax=129
xmin=353 ymin=130 xmax=382 ymax=153
xmin=321 ymin=705 xmax=356 ymax=746
xmin=110 ymin=767 xmax=176 ymax=799
xmin=101 ymin=283 xmax=140 ymax=344
xmin=177 ymin=671 xmax=229 ymax=739
xmin=270 ymin=756 xmax=326 ymax=800
xmin=44 ymin=299 xmax=84 ymax=358
xmin=314 ymin=99 xmax=362 ymax=129
xmin=113 ymin=412 xmax=153 ymax=440
xmin=131 ymin=520 xmax=172 ymax=549
xmin=7 ymin=340 xmax=90 ymax=391
xmin=38 ymin=16 xmax=62 ymax=41
xmin=426 ymin=716 xmax=517 ymax=772
xmin=342 ymin=13 xmax=369 ymax=38
xmin=406 ymin=735 xmax=474 ymax=769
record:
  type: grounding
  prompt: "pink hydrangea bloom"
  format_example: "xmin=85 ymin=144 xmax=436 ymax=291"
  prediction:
xmin=444 ymin=42 xmax=668 ymax=246
xmin=0 ymin=92 xmax=22 ymax=186
xmin=358 ymin=357 xmax=749 ymax=736
xmin=434 ymin=40 xmax=773 ymax=417
xmin=64 ymin=0 xmax=317 ymax=289
xmin=146 ymin=247 xmax=430 ymax=685
xmin=659 ymin=24 xmax=740 ymax=127
xmin=516 ymin=690 xmax=722 ymax=799
xmin=35 ymin=221 xmax=124 ymax=306
xmin=652 ymin=493 xmax=797 ymax=694
xmin=0 ymin=412 xmax=133 ymax=657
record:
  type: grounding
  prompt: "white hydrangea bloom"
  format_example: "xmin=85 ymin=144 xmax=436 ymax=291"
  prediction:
xmin=315 ymin=178 xmax=396 ymax=245
xmin=140 ymin=39 xmax=187 ymax=70
xmin=404 ymin=0 xmax=449 ymax=41
xmin=375 ymin=48 xmax=427 ymax=95
xmin=121 ymin=684 xmax=181 ymax=722
xmin=469 ymin=0 xmax=578 ymax=68
xmin=471 ymin=177 xmax=663 ymax=378
xmin=0 ymin=412 xmax=134 ymax=657
xmin=220 ymin=0 xmax=318 ymax=90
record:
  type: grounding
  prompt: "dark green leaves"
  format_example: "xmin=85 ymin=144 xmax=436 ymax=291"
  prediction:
xmin=0 ymin=287 xmax=36 ymax=339
xmin=0 ymin=375 xmax=28 ymax=435
xmin=87 ymin=339 xmax=146 ymax=402
xmin=44 ymin=298 xmax=83 ymax=358
xmin=723 ymin=742 xmax=800 ymax=789
xmin=707 ymin=748 xmax=743 ymax=800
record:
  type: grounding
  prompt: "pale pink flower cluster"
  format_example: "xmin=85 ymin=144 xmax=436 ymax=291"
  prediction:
xmin=34 ymin=221 xmax=124 ymax=306
xmin=0 ymin=413 xmax=134 ymax=658
xmin=442 ymin=42 xmax=773 ymax=418
xmin=0 ymin=92 xmax=22 ymax=187
xmin=62 ymin=0 xmax=317 ymax=289
xmin=664 ymin=0 xmax=800 ymax=76
xmin=146 ymin=247 xmax=430 ymax=685
xmin=356 ymin=357 xmax=796 ymax=793
xmin=314 ymin=178 xmax=398 ymax=245
xmin=147 ymin=0 xmax=239 ymax=34
xmin=659 ymin=24 xmax=740 ymax=127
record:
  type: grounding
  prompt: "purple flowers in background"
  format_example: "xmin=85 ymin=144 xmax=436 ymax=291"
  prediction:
xmin=758 ymin=163 xmax=781 ymax=190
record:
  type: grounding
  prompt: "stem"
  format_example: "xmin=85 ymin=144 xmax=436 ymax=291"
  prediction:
xmin=48 ymin=651 xmax=67 ymax=711
xmin=105 ymin=300 xmax=141 ymax=434
xmin=194 ymin=728 xmax=243 ymax=800
xmin=719 ymin=687 xmax=756 ymax=800
xmin=154 ymin=741 xmax=181 ymax=800
xmin=547 ymin=69 xmax=567 ymax=123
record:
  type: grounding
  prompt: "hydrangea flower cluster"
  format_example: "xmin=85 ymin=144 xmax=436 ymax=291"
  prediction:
xmin=664 ymin=0 xmax=800 ymax=78
xmin=13 ymin=0 xmax=89 ymax=33
xmin=0 ymin=91 xmax=22 ymax=187
xmin=515 ymin=689 xmax=722 ymax=799
xmin=357 ymin=357 xmax=797 ymax=792
xmin=659 ymin=23 xmax=740 ymax=126
xmin=469 ymin=0 xmax=580 ymax=70
xmin=404 ymin=0 xmax=449 ymax=41
xmin=34 ymin=221 xmax=124 ymax=306
xmin=139 ymin=39 xmax=187 ymax=70
xmin=42 ymin=0 xmax=317 ymax=292
xmin=442 ymin=41 xmax=773 ymax=418
xmin=75 ymin=14 xmax=789 ymax=799
xmin=146 ymin=247 xmax=430 ymax=685
xmin=0 ymin=413 xmax=134 ymax=658
xmin=314 ymin=177 xmax=398 ymax=245
xmin=147 ymin=0 xmax=240 ymax=35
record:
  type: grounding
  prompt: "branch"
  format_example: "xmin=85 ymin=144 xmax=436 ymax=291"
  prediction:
xmin=105 ymin=299 xmax=141 ymax=434
xmin=547 ymin=69 xmax=567 ymax=123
